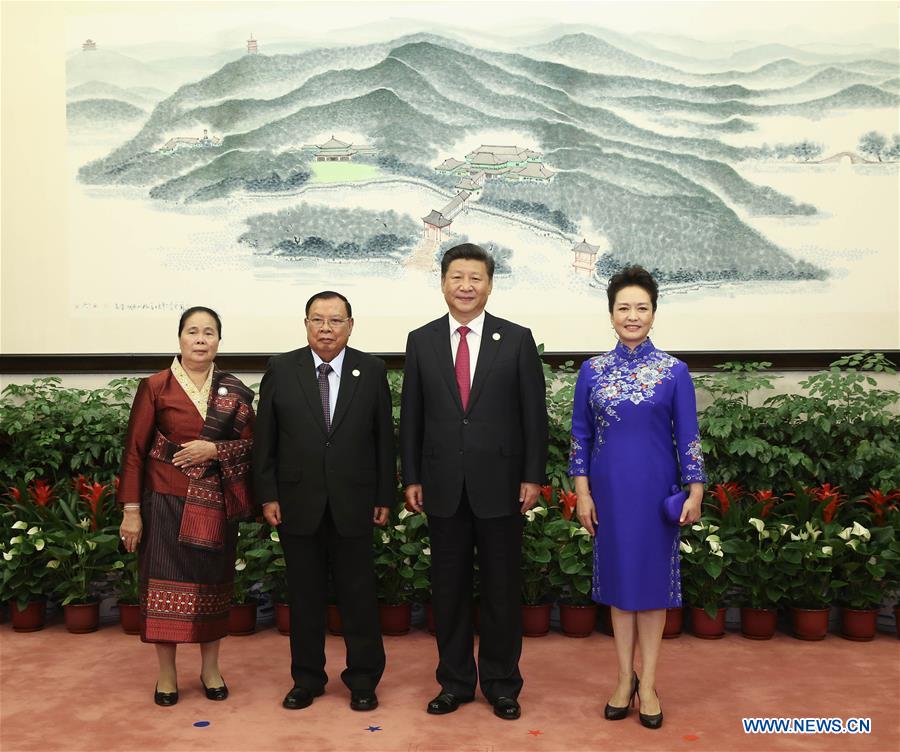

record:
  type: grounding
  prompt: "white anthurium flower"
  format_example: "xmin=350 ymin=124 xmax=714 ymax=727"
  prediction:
xmin=422 ymin=547 xmax=431 ymax=557
xmin=691 ymin=524 xmax=704 ymax=532
xmin=87 ymin=540 xmax=97 ymax=550
xmin=381 ymin=532 xmax=390 ymax=544
xmin=760 ymin=530 xmax=771 ymax=539
xmin=398 ymin=508 xmax=412 ymax=520
xmin=525 ymin=509 xmax=536 ymax=522
xmin=790 ymin=532 xmax=802 ymax=541
xmin=574 ymin=526 xmax=591 ymax=537
xmin=26 ymin=526 xmax=40 ymax=536
xmin=821 ymin=546 xmax=833 ymax=556
xmin=748 ymin=518 xmax=765 ymax=533
xmin=708 ymin=540 xmax=722 ymax=553
xmin=11 ymin=521 xmax=28 ymax=530
xmin=707 ymin=524 xmax=720 ymax=533
xmin=111 ymin=560 xmax=125 ymax=569
xmin=712 ymin=549 xmax=724 ymax=558
xmin=9 ymin=536 xmax=23 ymax=545
xmin=235 ymin=559 xmax=247 ymax=571
xmin=270 ymin=530 xmax=280 ymax=543
xmin=779 ymin=523 xmax=794 ymax=534
xmin=679 ymin=541 xmax=693 ymax=554
xmin=847 ymin=539 xmax=860 ymax=551
xmin=851 ymin=522 xmax=870 ymax=541
xmin=34 ymin=539 xmax=45 ymax=551
xmin=838 ymin=527 xmax=852 ymax=540
xmin=868 ymin=556 xmax=877 ymax=565
xmin=403 ymin=557 xmax=411 ymax=565
xmin=706 ymin=534 xmax=721 ymax=543
xmin=2 ymin=552 xmax=13 ymax=561
xmin=45 ymin=559 xmax=59 ymax=568
xmin=79 ymin=518 xmax=90 ymax=530
xmin=534 ymin=506 xmax=548 ymax=517
xmin=394 ymin=525 xmax=406 ymax=533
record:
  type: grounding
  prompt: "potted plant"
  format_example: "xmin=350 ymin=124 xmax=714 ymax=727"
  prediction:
xmin=373 ymin=504 xmax=423 ymax=635
xmin=230 ymin=521 xmax=272 ymax=635
xmin=1 ymin=519 xmax=51 ymax=631
xmin=731 ymin=513 xmax=788 ymax=639
xmin=680 ymin=517 xmax=731 ymax=638
xmin=833 ymin=521 xmax=893 ymax=640
xmin=777 ymin=519 xmax=840 ymax=640
xmin=520 ymin=502 xmax=555 ymax=636
xmin=44 ymin=516 xmax=119 ymax=633
xmin=546 ymin=495 xmax=596 ymax=637
xmin=258 ymin=528 xmax=289 ymax=635
xmin=113 ymin=551 xmax=141 ymax=634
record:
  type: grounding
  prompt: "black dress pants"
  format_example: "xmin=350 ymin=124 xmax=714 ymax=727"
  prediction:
xmin=427 ymin=488 xmax=524 ymax=701
xmin=280 ymin=504 xmax=385 ymax=693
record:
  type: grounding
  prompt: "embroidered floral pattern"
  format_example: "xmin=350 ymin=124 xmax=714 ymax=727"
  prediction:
xmin=683 ymin=434 xmax=706 ymax=483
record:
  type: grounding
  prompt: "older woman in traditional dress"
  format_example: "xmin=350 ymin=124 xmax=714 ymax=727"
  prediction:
xmin=569 ymin=266 xmax=706 ymax=729
xmin=118 ymin=306 xmax=255 ymax=706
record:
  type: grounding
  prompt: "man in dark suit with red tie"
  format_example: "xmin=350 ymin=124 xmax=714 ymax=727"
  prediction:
xmin=400 ymin=244 xmax=549 ymax=720
xmin=254 ymin=291 xmax=393 ymax=713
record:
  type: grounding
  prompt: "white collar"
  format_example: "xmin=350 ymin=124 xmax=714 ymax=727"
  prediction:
xmin=449 ymin=310 xmax=486 ymax=337
xmin=312 ymin=347 xmax=346 ymax=377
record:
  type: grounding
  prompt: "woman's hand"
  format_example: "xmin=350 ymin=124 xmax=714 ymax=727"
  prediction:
xmin=119 ymin=509 xmax=143 ymax=553
xmin=574 ymin=476 xmax=597 ymax=536
xmin=679 ymin=483 xmax=704 ymax=525
xmin=173 ymin=440 xmax=218 ymax=468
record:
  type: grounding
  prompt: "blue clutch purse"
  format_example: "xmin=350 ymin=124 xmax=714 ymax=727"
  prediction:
xmin=663 ymin=485 xmax=687 ymax=525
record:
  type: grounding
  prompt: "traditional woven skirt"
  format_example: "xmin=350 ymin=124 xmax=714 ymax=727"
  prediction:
xmin=138 ymin=490 xmax=237 ymax=643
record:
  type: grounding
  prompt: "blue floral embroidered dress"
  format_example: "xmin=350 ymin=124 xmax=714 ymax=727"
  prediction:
xmin=568 ymin=339 xmax=706 ymax=611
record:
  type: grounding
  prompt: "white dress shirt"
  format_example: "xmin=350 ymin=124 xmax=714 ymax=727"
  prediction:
xmin=449 ymin=310 xmax=485 ymax=387
xmin=311 ymin=347 xmax=345 ymax=418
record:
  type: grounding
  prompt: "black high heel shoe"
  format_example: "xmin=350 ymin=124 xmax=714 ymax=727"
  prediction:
xmin=154 ymin=685 xmax=179 ymax=706
xmin=604 ymin=672 xmax=639 ymax=720
xmin=639 ymin=687 xmax=663 ymax=729
xmin=201 ymin=675 xmax=229 ymax=701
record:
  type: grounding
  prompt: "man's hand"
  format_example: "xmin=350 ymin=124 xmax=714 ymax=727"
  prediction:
xmin=373 ymin=507 xmax=389 ymax=525
xmin=404 ymin=484 xmax=424 ymax=513
xmin=519 ymin=482 xmax=541 ymax=514
xmin=262 ymin=501 xmax=282 ymax=526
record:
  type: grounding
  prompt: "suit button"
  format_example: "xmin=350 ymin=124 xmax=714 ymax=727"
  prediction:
xmin=325 ymin=441 xmax=331 ymax=447
xmin=463 ymin=419 xmax=469 ymax=425
xmin=459 ymin=450 xmax=464 ymax=454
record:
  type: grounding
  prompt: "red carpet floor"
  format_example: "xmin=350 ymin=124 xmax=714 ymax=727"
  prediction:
xmin=1 ymin=622 xmax=897 ymax=752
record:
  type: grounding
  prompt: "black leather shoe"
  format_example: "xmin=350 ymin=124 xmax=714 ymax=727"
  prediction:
xmin=492 ymin=697 xmax=521 ymax=720
xmin=201 ymin=676 xmax=229 ymax=701
xmin=350 ymin=691 xmax=378 ymax=711
xmin=604 ymin=672 xmax=639 ymax=721
xmin=639 ymin=687 xmax=663 ymax=729
xmin=426 ymin=692 xmax=473 ymax=715
xmin=154 ymin=685 xmax=179 ymax=707
xmin=282 ymin=686 xmax=324 ymax=710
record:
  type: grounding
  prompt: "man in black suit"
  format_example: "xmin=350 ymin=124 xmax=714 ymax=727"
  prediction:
xmin=400 ymin=244 xmax=548 ymax=720
xmin=254 ymin=291 xmax=393 ymax=712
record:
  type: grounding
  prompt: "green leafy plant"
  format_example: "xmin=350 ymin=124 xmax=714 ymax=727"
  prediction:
xmin=546 ymin=513 xmax=594 ymax=606
xmin=729 ymin=514 xmax=789 ymax=610
xmin=0 ymin=519 xmax=51 ymax=609
xmin=521 ymin=501 xmax=555 ymax=605
xmin=832 ymin=522 xmax=893 ymax=610
xmin=680 ymin=516 xmax=735 ymax=618
xmin=776 ymin=520 xmax=840 ymax=609
xmin=373 ymin=505 xmax=429 ymax=605
xmin=258 ymin=527 xmax=288 ymax=604
xmin=113 ymin=550 xmax=140 ymax=605
xmin=234 ymin=521 xmax=273 ymax=605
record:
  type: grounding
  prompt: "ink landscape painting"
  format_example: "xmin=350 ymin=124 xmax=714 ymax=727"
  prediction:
xmin=65 ymin=2 xmax=899 ymax=353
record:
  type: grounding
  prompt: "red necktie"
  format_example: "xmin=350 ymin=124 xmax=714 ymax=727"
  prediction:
xmin=455 ymin=325 xmax=471 ymax=410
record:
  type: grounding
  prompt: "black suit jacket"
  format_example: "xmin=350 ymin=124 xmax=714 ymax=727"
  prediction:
xmin=253 ymin=346 xmax=395 ymax=536
xmin=400 ymin=312 xmax=548 ymax=518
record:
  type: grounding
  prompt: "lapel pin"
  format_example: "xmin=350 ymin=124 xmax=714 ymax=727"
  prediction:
xmin=492 ymin=332 xmax=501 ymax=341
xmin=217 ymin=386 xmax=228 ymax=396
xmin=352 ymin=369 xmax=360 ymax=377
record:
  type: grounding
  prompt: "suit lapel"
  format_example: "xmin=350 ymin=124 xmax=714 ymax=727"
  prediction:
xmin=295 ymin=347 xmax=327 ymax=435
xmin=329 ymin=348 xmax=361 ymax=435
xmin=427 ymin=315 xmax=464 ymax=414
xmin=466 ymin=312 xmax=502 ymax=414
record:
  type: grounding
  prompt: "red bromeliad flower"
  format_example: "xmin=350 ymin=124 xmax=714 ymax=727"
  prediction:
xmin=540 ymin=485 xmax=553 ymax=503
xmin=750 ymin=489 xmax=779 ymax=519
xmin=27 ymin=479 xmax=56 ymax=507
xmin=809 ymin=484 xmax=846 ymax=524
xmin=558 ymin=490 xmax=578 ymax=521
xmin=859 ymin=488 xmax=900 ymax=526
xmin=79 ymin=479 xmax=110 ymax=530
xmin=709 ymin=482 xmax=742 ymax=516
xmin=5 ymin=486 xmax=22 ymax=504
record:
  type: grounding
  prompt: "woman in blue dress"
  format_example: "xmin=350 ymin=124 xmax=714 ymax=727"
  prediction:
xmin=569 ymin=265 xmax=706 ymax=729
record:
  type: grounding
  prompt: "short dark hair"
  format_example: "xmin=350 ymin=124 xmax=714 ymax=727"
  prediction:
xmin=606 ymin=265 xmax=659 ymax=312
xmin=440 ymin=243 xmax=495 ymax=280
xmin=305 ymin=291 xmax=352 ymax=318
xmin=178 ymin=306 xmax=222 ymax=337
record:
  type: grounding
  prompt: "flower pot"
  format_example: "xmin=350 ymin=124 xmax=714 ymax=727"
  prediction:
xmin=840 ymin=608 xmax=877 ymax=641
xmin=662 ymin=606 xmax=683 ymax=639
xmin=275 ymin=602 xmax=290 ymax=635
xmin=10 ymin=599 xmax=46 ymax=632
xmin=64 ymin=601 xmax=100 ymax=634
xmin=379 ymin=603 xmax=412 ymax=635
xmin=559 ymin=603 xmax=598 ymax=637
xmin=790 ymin=607 xmax=829 ymax=641
xmin=691 ymin=606 xmax=725 ymax=639
xmin=327 ymin=603 xmax=343 ymax=635
xmin=228 ymin=601 xmax=258 ymax=636
xmin=522 ymin=603 xmax=552 ymax=637
xmin=118 ymin=602 xmax=141 ymax=635
xmin=740 ymin=607 xmax=777 ymax=640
